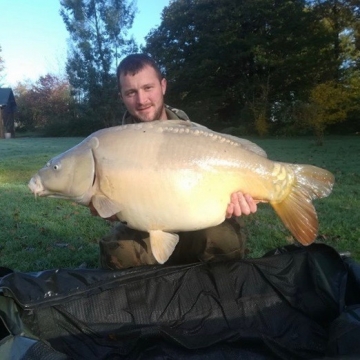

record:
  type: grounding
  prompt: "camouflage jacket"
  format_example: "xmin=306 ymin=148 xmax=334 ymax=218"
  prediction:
xmin=121 ymin=104 xmax=190 ymax=125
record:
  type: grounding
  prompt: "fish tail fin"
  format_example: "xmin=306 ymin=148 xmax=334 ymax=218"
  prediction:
xmin=270 ymin=164 xmax=334 ymax=245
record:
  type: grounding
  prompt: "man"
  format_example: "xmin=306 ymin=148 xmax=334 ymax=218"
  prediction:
xmin=98 ymin=53 xmax=257 ymax=269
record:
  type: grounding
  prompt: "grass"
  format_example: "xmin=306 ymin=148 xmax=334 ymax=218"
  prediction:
xmin=0 ymin=135 xmax=359 ymax=272
xmin=243 ymin=136 xmax=360 ymax=260
xmin=0 ymin=137 xmax=112 ymax=271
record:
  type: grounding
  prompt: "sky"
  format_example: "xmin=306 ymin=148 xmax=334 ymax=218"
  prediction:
xmin=0 ymin=0 xmax=170 ymax=87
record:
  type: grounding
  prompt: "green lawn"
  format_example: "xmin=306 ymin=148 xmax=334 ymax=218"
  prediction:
xmin=0 ymin=135 xmax=359 ymax=272
xmin=243 ymin=136 xmax=360 ymax=260
xmin=0 ymin=137 xmax=112 ymax=271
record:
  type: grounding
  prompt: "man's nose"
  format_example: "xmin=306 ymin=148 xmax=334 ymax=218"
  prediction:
xmin=136 ymin=90 xmax=147 ymax=104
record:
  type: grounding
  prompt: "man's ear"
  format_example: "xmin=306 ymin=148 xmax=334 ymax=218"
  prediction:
xmin=161 ymin=78 xmax=167 ymax=95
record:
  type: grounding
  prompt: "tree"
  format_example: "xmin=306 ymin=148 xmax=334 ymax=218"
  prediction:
xmin=60 ymin=0 xmax=137 ymax=129
xmin=307 ymin=81 xmax=350 ymax=143
xmin=144 ymin=0 xmax=332 ymax=133
xmin=295 ymin=1 xmax=360 ymax=139
xmin=32 ymin=75 xmax=72 ymax=127
xmin=307 ymin=69 xmax=360 ymax=140
xmin=307 ymin=0 xmax=360 ymax=80
xmin=13 ymin=81 xmax=35 ymax=131
xmin=14 ymin=75 xmax=73 ymax=134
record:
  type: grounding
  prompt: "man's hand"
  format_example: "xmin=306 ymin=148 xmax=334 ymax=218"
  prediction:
xmin=226 ymin=192 xmax=257 ymax=218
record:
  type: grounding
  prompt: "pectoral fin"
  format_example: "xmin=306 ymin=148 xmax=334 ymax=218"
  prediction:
xmin=92 ymin=195 xmax=123 ymax=218
xmin=149 ymin=230 xmax=179 ymax=264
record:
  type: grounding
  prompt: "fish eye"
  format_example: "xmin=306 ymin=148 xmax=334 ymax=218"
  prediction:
xmin=53 ymin=164 xmax=61 ymax=170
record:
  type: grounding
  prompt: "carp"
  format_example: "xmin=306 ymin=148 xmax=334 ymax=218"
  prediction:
xmin=28 ymin=120 xmax=334 ymax=264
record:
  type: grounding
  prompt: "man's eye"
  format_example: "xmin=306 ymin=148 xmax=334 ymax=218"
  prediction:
xmin=126 ymin=91 xmax=135 ymax=96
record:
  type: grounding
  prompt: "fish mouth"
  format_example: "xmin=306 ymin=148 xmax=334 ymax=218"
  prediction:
xmin=28 ymin=175 xmax=48 ymax=197
xmin=28 ymin=177 xmax=66 ymax=199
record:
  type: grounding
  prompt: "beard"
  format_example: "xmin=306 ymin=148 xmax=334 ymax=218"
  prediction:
xmin=135 ymin=103 xmax=165 ymax=122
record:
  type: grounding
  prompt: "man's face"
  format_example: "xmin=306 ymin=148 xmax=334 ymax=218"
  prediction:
xmin=119 ymin=65 xmax=167 ymax=122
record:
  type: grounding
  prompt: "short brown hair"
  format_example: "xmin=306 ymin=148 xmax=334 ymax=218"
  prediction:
xmin=117 ymin=54 xmax=163 ymax=91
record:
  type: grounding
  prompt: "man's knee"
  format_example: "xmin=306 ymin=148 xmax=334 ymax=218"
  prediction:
xmin=200 ymin=218 xmax=247 ymax=261
xmin=99 ymin=224 xmax=157 ymax=269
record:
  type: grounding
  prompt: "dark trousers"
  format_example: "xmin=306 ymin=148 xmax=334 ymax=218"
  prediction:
xmin=99 ymin=218 xmax=247 ymax=269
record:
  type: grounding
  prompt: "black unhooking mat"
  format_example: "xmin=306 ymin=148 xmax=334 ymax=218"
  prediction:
xmin=0 ymin=243 xmax=359 ymax=360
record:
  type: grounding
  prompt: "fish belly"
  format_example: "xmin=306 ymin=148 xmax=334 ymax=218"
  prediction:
xmin=112 ymin=169 xmax=240 ymax=231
